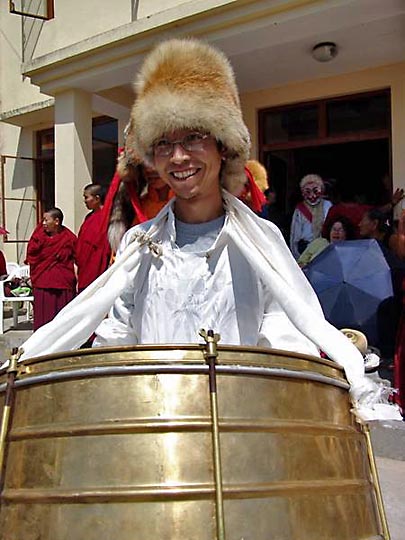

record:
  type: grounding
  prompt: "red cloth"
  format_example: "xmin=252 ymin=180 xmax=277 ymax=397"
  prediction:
xmin=76 ymin=209 xmax=111 ymax=291
xmin=240 ymin=167 xmax=266 ymax=213
xmin=0 ymin=251 xmax=6 ymax=277
xmin=141 ymin=186 xmax=174 ymax=219
xmin=244 ymin=166 xmax=266 ymax=212
xmin=322 ymin=202 xmax=372 ymax=238
xmin=100 ymin=150 xmax=148 ymax=238
xmin=32 ymin=287 xmax=75 ymax=331
xmin=296 ymin=202 xmax=313 ymax=222
xmin=26 ymin=224 xmax=77 ymax=290
xmin=394 ymin=279 xmax=405 ymax=414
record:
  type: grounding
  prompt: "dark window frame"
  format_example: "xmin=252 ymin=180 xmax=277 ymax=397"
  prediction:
xmin=258 ymin=89 xmax=391 ymax=156
xmin=9 ymin=0 xmax=54 ymax=21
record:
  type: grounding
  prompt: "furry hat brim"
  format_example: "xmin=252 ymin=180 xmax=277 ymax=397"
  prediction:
xmin=128 ymin=38 xmax=251 ymax=195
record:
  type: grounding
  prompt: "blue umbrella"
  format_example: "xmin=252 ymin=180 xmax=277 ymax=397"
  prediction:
xmin=304 ymin=239 xmax=394 ymax=346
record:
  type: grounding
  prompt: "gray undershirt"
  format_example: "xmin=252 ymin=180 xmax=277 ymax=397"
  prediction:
xmin=175 ymin=215 xmax=225 ymax=252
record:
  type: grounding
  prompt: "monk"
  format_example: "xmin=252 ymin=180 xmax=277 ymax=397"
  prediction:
xmin=26 ymin=208 xmax=77 ymax=330
xmin=76 ymin=184 xmax=111 ymax=292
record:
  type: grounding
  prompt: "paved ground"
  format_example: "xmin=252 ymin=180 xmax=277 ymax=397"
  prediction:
xmin=0 ymin=308 xmax=404 ymax=539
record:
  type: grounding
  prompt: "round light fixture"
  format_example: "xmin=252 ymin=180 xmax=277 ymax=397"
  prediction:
xmin=311 ymin=42 xmax=338 ymax=62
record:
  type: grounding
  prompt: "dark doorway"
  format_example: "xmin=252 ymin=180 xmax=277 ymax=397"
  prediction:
xmin=259 ymin=90 xmax=391 ymax=224
xmin=264 ymin=138 xmax=390 ymax=226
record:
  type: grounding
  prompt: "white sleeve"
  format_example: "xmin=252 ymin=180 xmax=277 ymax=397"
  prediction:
xmin=93 ymin=289 xmax=138 ymax=347
xmin=258 ymin=300 xmax=320 ymax=357
xmin=93 ymin=231 xmax=139 ymax=348
xmin=289 ymin=209 xmax=301 ymax=259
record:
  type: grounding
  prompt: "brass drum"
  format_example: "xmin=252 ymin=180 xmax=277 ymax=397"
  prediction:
xmin=0 ymin=345 xmax=385 ymax=539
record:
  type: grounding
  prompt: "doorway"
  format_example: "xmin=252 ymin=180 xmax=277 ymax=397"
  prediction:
xmin=259 ymin=90 xmax=391 ymax=228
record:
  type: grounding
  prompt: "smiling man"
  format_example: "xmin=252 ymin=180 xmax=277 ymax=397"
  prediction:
xmin=91 ymin=38 xmax=356 ymax=362
xmin=93 ymin=39 xmax=320 ymax=350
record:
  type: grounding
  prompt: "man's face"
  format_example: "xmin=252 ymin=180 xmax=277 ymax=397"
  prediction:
xmin=301 ymin=181 xmax=323 ymax=206
xmin=152 ymin=129 xmax=223 ymax=202
xmin=42 ymin=213 xmax=59 ymax=234
xmin=359 ymin=214 xmax=376 ymax=238
xmin=83 ymin=190 xmax=100 ymax=211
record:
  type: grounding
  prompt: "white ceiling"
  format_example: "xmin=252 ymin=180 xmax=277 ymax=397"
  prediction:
xmin=213 ymin=0 xmax=405 ymax=92
xmin=102 ymin=0 xmax=405 ymax=106
xmin=18 ymin=0 xmax=405 ymax=113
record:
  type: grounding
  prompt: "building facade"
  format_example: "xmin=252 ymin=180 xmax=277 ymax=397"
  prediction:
xmin=1 ymin=0 xmax=405 ymax=261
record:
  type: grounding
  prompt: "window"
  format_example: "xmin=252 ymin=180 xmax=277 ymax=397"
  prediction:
xmin=262 ymin=105 xmax=318 ymax=144
xmin=259 ymin=90 xmax=390 ymax=150
xmin=327 ymin=94 xmax=389 ymax=135
xmin=9 ymin=0 xmax=54 ymax=21
xmin=92 ymin=117 xmax=118 ymax=186
xmin=36 ymin=116 xmax=118 ymax=213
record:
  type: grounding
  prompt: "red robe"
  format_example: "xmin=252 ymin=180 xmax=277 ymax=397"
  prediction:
xmin=0 ymin=251 xmax=6 ymax=277
xmin=76 ymin=209 xmax=111 ymax=291
xmin=394 ymin=279 xmax=405 ymax=415
xmin=26 ymin=224 xmax=77 ymax=330
xmin=322 ymin=202 xmax=373 ymax=238
xmin=140 ymin=186 xmax=174 ymax=220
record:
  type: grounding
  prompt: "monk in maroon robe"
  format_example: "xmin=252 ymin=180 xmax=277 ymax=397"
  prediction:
xmin=26 ymin=208 xmax=77 ymax=331
xmin=76 ymin=184 xmax=111 ymax=293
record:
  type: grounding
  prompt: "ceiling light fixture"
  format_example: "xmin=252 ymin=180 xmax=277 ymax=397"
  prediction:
xmin=311 ymin=42 xmax=338 ymax=62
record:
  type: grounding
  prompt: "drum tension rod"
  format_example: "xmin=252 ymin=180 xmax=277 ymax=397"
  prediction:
xmin=0 ymin=347 xmax=21 ymax=496
xmin=199 ymin=329 xmax=226 ymax=540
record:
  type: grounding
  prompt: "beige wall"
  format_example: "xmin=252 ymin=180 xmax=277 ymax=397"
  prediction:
xmin=136 ymin=0 xmax=196 ymax=19
xmin=0 ymin=3 xmax=49 ymax=113
xmin=33 ymin=0 xmax=131 ymax=58
xmin=241 ymin=61 xmax=405 ymax=196
xmin=0 ymin=123 xmax=37 ymax=263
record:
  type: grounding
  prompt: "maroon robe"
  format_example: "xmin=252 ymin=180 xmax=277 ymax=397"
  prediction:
xmin=0 ymin=251 xmax=6 ymax=277
xmin=394 ymin=278 xmax=405 ymax=416
xmin=76 ymin=209 xmax=111 ymax=292
xmin=26 ymin=224 xmax=77 ymax=330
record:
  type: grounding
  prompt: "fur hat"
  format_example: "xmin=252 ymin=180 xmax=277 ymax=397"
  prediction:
xmin=127 ymin=38 xmax=251 ymax=194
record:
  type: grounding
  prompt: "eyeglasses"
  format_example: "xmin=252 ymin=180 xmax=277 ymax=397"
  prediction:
xmin=152 ymin=132 xmax=212 ymax=157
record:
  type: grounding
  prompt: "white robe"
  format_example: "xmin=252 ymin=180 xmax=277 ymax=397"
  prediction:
xmin=94 ymin=207 xmax=318 ymax=356
xmin=15 ymin=192 xmax=400 ymax=420
xmin=290 ymin=200 xmax=332 ymax=259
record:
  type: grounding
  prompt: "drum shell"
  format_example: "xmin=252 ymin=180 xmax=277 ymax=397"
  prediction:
xmin=0 ymin=345 xmax=383 ymax=540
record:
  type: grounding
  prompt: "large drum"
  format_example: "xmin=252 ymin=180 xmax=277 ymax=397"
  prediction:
xmin=0 ymin=345 xmax=386 ymax=539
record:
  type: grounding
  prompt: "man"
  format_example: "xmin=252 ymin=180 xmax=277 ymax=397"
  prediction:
xmin=26 ymin=208 xmax=76 ymax=330
xmin=290 ymin=174 xmax=332 ymax=259
xmin=19 ymin=38 xmax=389 ymax=415
xmin=94 ymin=39 xmax=318 ymax=352
xmin=76 ymin=184 xmax=111 ymax=292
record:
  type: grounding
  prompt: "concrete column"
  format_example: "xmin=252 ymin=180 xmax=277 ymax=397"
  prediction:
xmin=118 ymin=118 xmax=127 ymax=147
xmin=54 ymin=89 xmax=92 ymax=232
xmin=391 ymin=76 xmax=405 ymax=219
